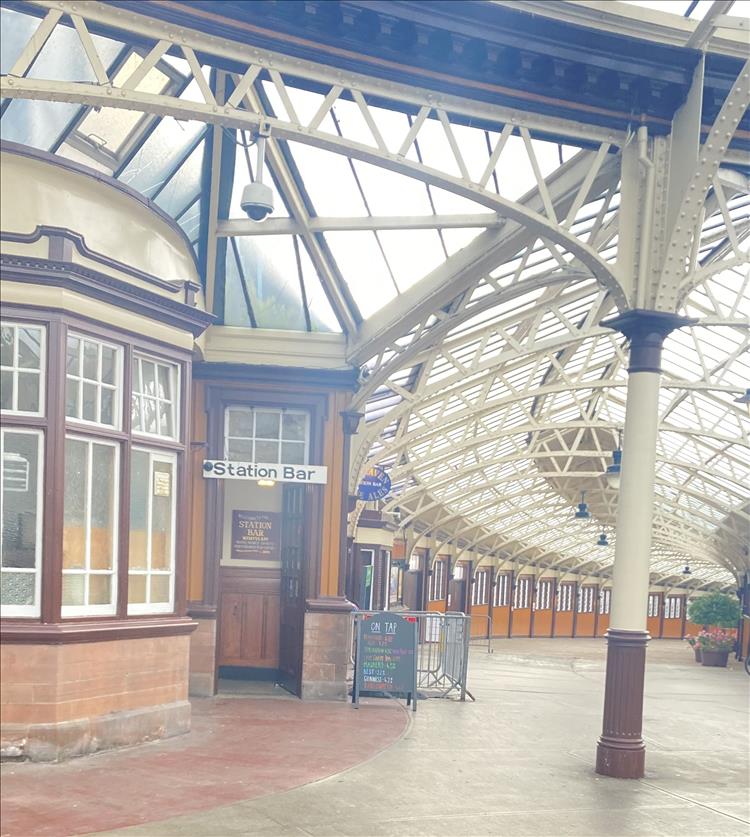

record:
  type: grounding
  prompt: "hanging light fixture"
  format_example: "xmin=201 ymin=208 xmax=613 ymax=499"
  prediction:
xmin=596 ymin=531 xmax=609 ymax=547
xmin=574 ymin=491 xmax=590 ymax=521
xmin=734 ymin=388 xmax=750 ymax=416
xmin=604 ymin=430 xmax=622 ymax=490
xmin=682 ymin=564 xmax=692 ymax=575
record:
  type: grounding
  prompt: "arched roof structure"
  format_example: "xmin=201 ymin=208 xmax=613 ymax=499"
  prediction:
xmin=1 ymin=0 xmax=748 ymax=591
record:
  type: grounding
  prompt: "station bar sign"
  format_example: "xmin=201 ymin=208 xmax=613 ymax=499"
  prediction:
xmin=202 ymin=460 xmax=328 ymax=484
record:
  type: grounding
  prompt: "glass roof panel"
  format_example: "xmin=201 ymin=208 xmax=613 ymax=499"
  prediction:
xmin=285 ymin=142 xmax=369 ymax=216
xmin=324 ymin=231 xmax=399 ymax=317
xmin=154 ymin=140 xmax=205 ymax=218
xmin=224 ymin=235 xmax=307 ymax=331
xmin=74 ymin=54 xmax=172 ymax=155
xmin=1 ymin=98 xmax=80 ymax=150
xmin=119 ymin=112 xmax=204 ymax=197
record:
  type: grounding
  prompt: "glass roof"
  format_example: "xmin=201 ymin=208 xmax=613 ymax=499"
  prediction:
xmin=1 ymin=1 xmax=747 ymax=590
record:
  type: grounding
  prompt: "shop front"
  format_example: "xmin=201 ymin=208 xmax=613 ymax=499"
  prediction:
xmin=186 ymin=365 xmax=358 ymax=700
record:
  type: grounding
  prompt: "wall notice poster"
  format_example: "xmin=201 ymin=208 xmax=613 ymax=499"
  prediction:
xmin=231 ymin=511 xmax=281 ymax=561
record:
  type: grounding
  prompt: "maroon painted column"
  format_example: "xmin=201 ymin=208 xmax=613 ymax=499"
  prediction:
xmin=596 ymin=310 xmax=695 ymax=779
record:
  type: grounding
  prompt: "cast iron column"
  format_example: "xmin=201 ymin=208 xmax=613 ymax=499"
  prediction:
xmin=596 ymin=310 xmax=695 ymax=779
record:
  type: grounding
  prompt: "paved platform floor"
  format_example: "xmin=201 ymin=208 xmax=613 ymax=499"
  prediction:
xmin=2 ymin=639 xmax=747 ymax=837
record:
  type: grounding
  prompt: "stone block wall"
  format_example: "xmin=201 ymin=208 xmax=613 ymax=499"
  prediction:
xmin=188 ymin=617 xmax=217 ymax=697
xmin=301 ymin=611 xmax=352 ymax=701
xmin=1 ymin=635 xmax=191 ymax=761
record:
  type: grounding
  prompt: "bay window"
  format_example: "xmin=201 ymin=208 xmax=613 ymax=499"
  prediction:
xmin=1 ymin=314 xmax=187 ymax=622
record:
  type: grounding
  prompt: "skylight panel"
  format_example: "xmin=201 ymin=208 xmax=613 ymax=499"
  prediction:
xmin=74 ymin=53 xmax=172 ymax=156
xmin=154 ymin=140 xmax=205 ymax=219
xmin=1 ymin=99 xmax=81 ymax=151
xmin=119 ymin=115 xmax=204 ymax=197
xmin=286 ymin=141 xmax=368 ymax=216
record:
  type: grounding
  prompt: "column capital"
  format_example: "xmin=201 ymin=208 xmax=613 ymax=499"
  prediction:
xmin=600 ymin=309 xmax=697 ymax=373
xmin=341 ymin=410 xmax=364 ymax=436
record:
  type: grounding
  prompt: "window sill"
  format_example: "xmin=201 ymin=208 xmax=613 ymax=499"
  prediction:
xmin=0 ymin=616 xmax=197 ymax=644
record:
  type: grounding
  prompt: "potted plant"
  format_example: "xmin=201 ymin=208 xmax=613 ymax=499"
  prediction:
xmin=687 ymin=592 xmax=740 ymax=632
xmin=685 ymin=635 xmax=701 ymax=663
xmin=696 ymin=629 xmax=736 ymax=667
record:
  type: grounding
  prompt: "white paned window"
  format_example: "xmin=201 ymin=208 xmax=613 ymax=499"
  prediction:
xmin=131 ymin=355 xmax=179 ymax=440
xmin=578 ymin=586 xmax=595 ymax=613
xmin=535 ymin=580 xmax=552 ymax=610
xmin=665 ymin=595 xmax=682 ymax=619
xmin=648 ymin=593 xmax=661 ymax=618
xmin=472 ymin=570 xmax=489 ymax=605
xmin=66 ymin=333 xmax=121 ymax=428
xmin=599 ymin=588 xmax=611 ymax=615
xmin=0 ymin=429 xmax=43 ymax=617
xmin=62 ymin=436 xmax=119 ymax=616
xmin=494 ymin=573 xmax=510 ymax=606
xmin=0 ymin=322 xmax=45 ymax=415
xmin=128 ymin=449 xmax=177 ymax=615
xmin=430 ymin=559 xmax=446 ymax=601
xmin=558 ymin=583 xmax=575 ymax=611
xmin=514 ymin=576 xmax=530 ymax=609
xmin=225 ymin=407 xmax=308 ymax=465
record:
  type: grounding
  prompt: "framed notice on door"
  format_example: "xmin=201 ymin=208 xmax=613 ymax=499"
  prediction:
xmin=231 ymin=511 xmax=281 ymax=561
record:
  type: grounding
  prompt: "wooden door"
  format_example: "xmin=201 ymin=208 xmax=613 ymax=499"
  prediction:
xmin=277 ymin=484 xmax=306 ymax=695
xmin=218 ymin=590 xmax=280 ymax=668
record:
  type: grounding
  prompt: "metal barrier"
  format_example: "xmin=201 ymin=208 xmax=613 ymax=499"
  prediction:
xmin=469 ymin=615 xmax=494 ymax=654
xmin=352 ymin=610 xmax=474 ymax=701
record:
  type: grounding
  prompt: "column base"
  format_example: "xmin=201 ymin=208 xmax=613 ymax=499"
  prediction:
xmin=595 ymin=628 xmax=649 ymax=779
xmin=596 ymin=738 xmax=646 ymax=779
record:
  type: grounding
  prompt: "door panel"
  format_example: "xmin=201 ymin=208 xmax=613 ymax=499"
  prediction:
xmin=278 ymin=484 xmax=306 ymax=695
xmin=219 ymin=593 xmax=244 ymax=661
xmin=218 ymin=592 xmax=281 ymax=668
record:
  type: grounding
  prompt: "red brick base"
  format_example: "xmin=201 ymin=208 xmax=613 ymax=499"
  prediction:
xmin=1 ymin=635 xmax=191 ymax=761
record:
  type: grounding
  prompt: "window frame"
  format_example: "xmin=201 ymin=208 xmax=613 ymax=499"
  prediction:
xmin=494 ymin=572 xmax=510 ymax=606
xmin=472 ymin=569 xmax=489 ymax=606
xmin=61 ymin=434 xmax=121 ymax=618
xmin=599 ymin=588 xmax=611 ymax=615
xmin=514 ymin=576 xmax=530 ymax=609
xmin=223 ymin=405 xmax=310 ymax=465
xmin=664 ymin=595 xmax=682 ymax=620
xmin=65 ymin=331 xmax=123 ymax=431
xmin=535 ymin=579 xmax=552 ymax=610
xmin=127 ymin=447 xmax=178 ymax=616
xmin=558 ymin=582 xmax=575 ymax=612
xmin=430 ymin=558 xmax=447 ymax=601
xmin=131 ymin=354 xmax=181 ymax=442
xmin=577 ymin=585 xmax=595 ymax=614
xmin=0 ymin=427 xmax=44 ymax=618
xmin=0 ymin=321 xmax=46 ymax=418
xmin=648 ymin=593 xmax=661 ymax=618
xmin=0 ymin=308 xmax=190 ymax=625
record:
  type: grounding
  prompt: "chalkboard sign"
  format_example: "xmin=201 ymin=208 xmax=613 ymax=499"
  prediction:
xmin=353 ymin=612 xmax=418 ymax=711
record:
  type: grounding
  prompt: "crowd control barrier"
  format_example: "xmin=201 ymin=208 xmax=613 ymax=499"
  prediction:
xmin=352 ymin=610 xmax=474 ymax=701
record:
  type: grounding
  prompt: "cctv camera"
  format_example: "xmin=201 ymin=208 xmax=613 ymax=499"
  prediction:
xmin=240 ymin=182 xmax=273 ymax=221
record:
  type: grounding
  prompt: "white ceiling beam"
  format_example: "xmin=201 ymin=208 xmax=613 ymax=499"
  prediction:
xmin=346 ymin=150 xmax=621 ymax=366
xmin=216 ymin=214 xmax=504 ymax=236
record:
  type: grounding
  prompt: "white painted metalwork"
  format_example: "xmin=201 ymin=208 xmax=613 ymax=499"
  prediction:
xmin=1 ymin=0 xmax=747 ymax=591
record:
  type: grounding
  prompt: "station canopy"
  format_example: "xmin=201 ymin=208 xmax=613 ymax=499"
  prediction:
xmin=1 ymin=0 xmax=748 ymax=590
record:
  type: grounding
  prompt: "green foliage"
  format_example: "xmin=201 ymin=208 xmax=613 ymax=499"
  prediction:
xmin=687 ymin=592 xmax=740 ymax=628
